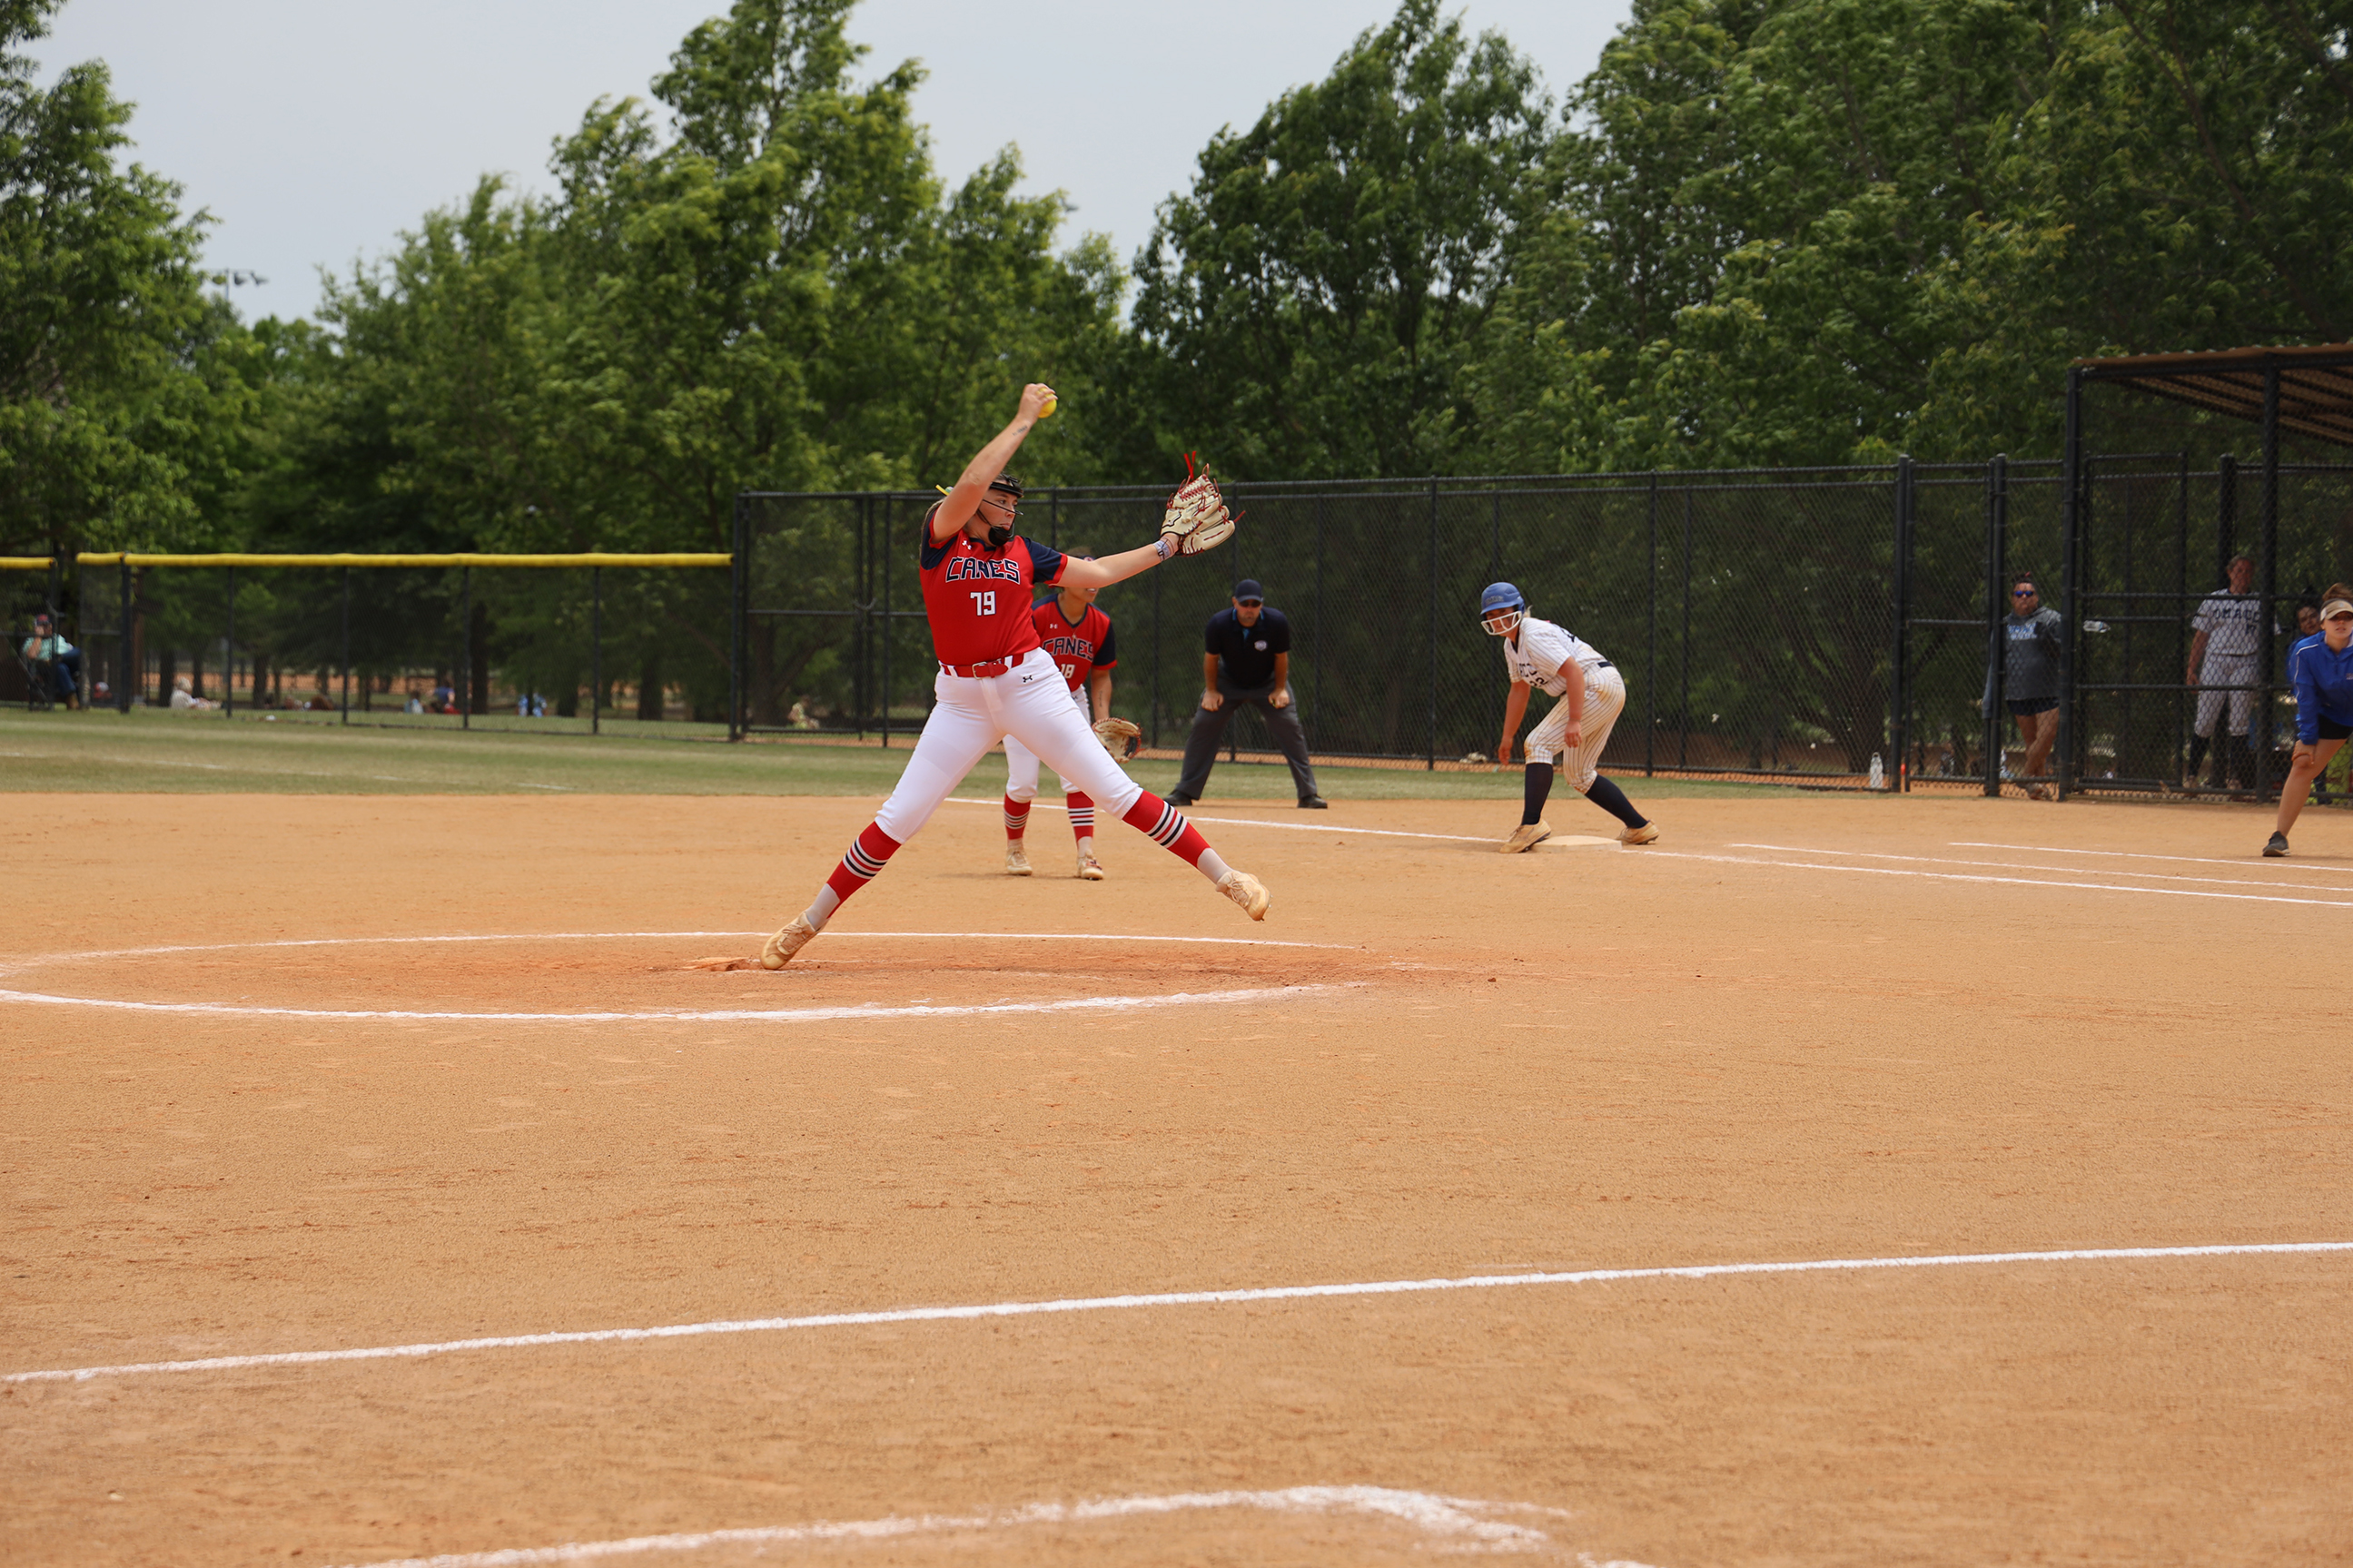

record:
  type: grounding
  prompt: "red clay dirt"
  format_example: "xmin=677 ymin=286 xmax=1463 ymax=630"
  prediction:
xmin=3 ymin=789 xmax=2348 ymax=1566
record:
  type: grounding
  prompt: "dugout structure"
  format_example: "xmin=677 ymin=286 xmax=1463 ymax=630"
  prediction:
xmin=2057 ymin=345 xmax=2353 ymax=800
xmin=1 ymin=552 xmax=737 ymax=735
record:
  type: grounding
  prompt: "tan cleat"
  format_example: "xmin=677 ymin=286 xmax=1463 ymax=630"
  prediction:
xmin=1076 ymin=848 xmax=1106 ymax=880
xmin=1005 ymin=841 xmax=1033 ymax=876
xmin=1500 ymin=820 xmax=1552 ymax=853
xmin=1215 ymin=868 xmax=1271 ymax=921
xmin=1620 ymin=822 xmax=1660 ymax=846
xmin=759 ymin=916 xmax=816 ymax=970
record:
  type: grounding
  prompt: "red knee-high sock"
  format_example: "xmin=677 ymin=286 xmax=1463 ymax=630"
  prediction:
xmin=1122 ymin=790 xmax=1212 ymax=868
xmin=1066 ymin=791 xmax=1095 ymax=843
xmin=1003 ymin=794 xmax=1032 ymax=840
xmin=823 ymin=822 xmax=902 ymax=905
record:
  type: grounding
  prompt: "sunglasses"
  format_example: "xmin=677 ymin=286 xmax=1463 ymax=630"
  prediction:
xmin=1235 ymin=598 xmax=1263 ymax=607
xmin=2011 ymin=587 xmax=2036 ymax=597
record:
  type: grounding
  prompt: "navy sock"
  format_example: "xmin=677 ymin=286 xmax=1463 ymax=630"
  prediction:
xmin=1583 ymin=774 xmax=1647 ymax=830
xmin=1521 ymin=761 xmax=1554 ymax=825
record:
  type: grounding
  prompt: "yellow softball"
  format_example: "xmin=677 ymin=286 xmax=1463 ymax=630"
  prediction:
xmin=1038 ymin=392 xmax=1058 ymax=419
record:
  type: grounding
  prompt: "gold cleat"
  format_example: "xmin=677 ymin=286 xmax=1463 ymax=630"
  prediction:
xmin=1619 ymin=822 xmax=1660 ymax=846
xmin=1215 ymin=868 xmax=1271 ymax=921
xmin=759 ymin=916 xmax=816 ymax=970
xmin=1076 ymin=849 xmax=1106 ymax=880
xmin=1005 ymin=841 xmax=1033 ymax=876
xmin=1500 ymin=820 xmax=1552 ymax=853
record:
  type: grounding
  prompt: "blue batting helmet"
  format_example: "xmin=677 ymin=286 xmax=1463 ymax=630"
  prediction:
xmin=1478 ymin=581 xmax=1525 ymax=635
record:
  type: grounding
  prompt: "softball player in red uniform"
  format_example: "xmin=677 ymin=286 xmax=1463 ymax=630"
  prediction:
xmin=1003 ymin=566 xmax=1120 ymax=879
xmin=762 ymin=386 xmax=1270 ymax=968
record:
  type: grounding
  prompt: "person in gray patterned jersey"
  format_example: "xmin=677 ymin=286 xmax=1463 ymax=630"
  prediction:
xmin=2187 ymin=554 xmax=2276 ymax=790
xmin=1983 ymin=576 xmax=2062 ymax=798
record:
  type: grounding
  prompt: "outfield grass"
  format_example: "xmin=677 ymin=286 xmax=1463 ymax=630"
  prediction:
xmin=0 ymin=706 xmax=1814 ymax=801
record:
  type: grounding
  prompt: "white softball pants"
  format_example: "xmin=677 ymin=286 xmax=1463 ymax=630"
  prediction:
xmin=2194 ymin=655 xmax=2259 ymax=739
xmin=875 ymin=649 xmax=1142 ymax=843
xmin=1003 ymin=687 xmax=1101 ymax=803
xmin=1525 ymin=666 xmax=1627 ymax=791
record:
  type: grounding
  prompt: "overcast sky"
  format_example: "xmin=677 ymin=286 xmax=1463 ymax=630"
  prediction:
xmin=33 ymin=0 xmax=1633 ymax=324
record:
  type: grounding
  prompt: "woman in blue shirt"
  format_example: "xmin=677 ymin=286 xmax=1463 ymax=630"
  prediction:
xmin=2268 ymin=585 xmax=2353 ymax=856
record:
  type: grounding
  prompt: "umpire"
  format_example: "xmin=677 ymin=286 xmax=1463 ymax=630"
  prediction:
xmin=1169 ymin=580 xmax=1327 ymax=808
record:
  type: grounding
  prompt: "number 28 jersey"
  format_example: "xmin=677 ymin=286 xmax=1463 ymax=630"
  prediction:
xmin=917 ymin=510 xmax=1067 ymax=666
xmin=1033 ymin=598 xmax=1117 ymax=692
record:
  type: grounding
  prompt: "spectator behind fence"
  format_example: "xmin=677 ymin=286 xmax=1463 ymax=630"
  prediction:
xmin=2267 ymin=585 xmax=2353 ymax=856
xmin=2187 ymin=554 xmax=2276 ymax=791
xmin=1167 ymin=579 xmax=1326 ymax=809
xmin=170 ymin=674 xmax=215 ymax=710
xmin=1983 ymin=576 xmax=2061 ymax=798
xmin=20 ymin=612 xmax=83 ymax=709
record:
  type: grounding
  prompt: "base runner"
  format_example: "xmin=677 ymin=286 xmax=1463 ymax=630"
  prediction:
xmin=761 ymin=387 xmax=1266 ymax=968
xmin=1003 ymin=558 xmax=1120 ymax=880
xmin=1479 ymin=582 xmax=1659 ymax=853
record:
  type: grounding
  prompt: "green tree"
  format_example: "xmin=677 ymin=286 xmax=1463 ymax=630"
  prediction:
xmin=1125 ymin=0 xmax=1552 ymax=479
xmin=0 ymin=0 xmax=215 ymax=552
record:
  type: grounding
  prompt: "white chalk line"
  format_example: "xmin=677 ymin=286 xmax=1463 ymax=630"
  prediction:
xmin=1732 ymin=843 xmax=2352 ymax=893
xmin=944 ymin=795 xmax=1617 ymax=848
xmin=0 ymin=930 xmax=1364 ymax=1021
xmin=14 ymin=1240 xmax=2345 ymax=1386
xmin=0 ymin=981 xmax=1340 ymax=1025
xmin=1651 ymin=849 xmax=2353 ymax=908
xmin=324 ymin=1486 xmax=1624 ymax=1568
xmin=0 ymin=928 xmax=1356 ymax=978
xmin=1955 ymin=840 xmax=2353 ymax=877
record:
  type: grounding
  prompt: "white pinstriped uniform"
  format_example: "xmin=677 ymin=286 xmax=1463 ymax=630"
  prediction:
xmin=1504 ymin=616 xmax=1627 ymax=791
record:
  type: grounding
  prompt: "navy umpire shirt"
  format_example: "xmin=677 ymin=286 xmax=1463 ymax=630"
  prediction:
xmin=1206 ymin=606 xmax=1291 ymax=689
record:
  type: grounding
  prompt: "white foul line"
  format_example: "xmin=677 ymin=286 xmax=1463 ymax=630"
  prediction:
xmin=13 ymin=1240 xmax=2345 ymax=1386
xmin=0 ymin=982 xmax=1339 ymax=1025
xmin=1730 ymin=843 xmax=2348 ymax=892
xmin=1649 ymin=849 xmax=2353 ymax=908
xmin=324 ymin=1486 xmax=1595 ymax=1568
xmin=1955 ymin=840 xmax=2353 ymax=876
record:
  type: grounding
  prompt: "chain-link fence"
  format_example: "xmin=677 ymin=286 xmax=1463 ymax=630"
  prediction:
xmin=742 ymin=467 xmax=2002 ymax=787
xmin=3 ymin=554 xmax=734 ymax=735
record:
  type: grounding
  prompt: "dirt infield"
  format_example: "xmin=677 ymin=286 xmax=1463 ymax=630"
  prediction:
xmin=4 ymin=790 xmax=2348 ymax=1566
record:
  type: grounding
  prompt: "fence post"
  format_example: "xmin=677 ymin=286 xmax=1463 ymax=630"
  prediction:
xmin=1679 ymin=490 xmax=1692 ymax=769
xmin=459 ymin=566 xmax=470 ymax=730
xmin=1646 ymin=476 xmax=1657 ymax=777
xmin=2257 ymin=360 xmax=2280 ymax=802
xmin=1427 ymin=475 xmax=1438 ymax=770
xmin=1982 ymin=456 xmax=2008 ymax=795
xmin=2057 ymin=368 xmax=2084 ymax=800
xmin=340 ymin=566 xmax=351 ymax=726
xmin=1892 ymin=454 xmax=1914 ymax=790
xmin=729 ymin=496 xmax=746 ymax=741
xmin=881 ymin=495 xmax=892 ymax=751
xmin=2173 ymin=450 xmax=2190 ymax=784
xmin=118 ymin=555 xmax=133 ymax=713
xmin=590 ymin=566 xmax=601 ymax=736
xmin=1151 ymin=545 xmax=1162 ymax=749
xmin=1313 ymin=495 xmax=1324 ymax=741
xmin=224 ymin=566 xmax=236 ymax=718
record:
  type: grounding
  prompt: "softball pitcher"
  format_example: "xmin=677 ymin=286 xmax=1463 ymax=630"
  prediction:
xmin=760 ymin=387 xmax=1267 ymax=968
xmin=1480 ymin=582 xmax=1658 ymax=852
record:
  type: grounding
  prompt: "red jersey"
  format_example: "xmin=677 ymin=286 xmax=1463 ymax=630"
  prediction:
xmin=917 ymin=511 xmax=1067 ymax=666
xmin=1033 ymin=598 xmax=1118 ymax=691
